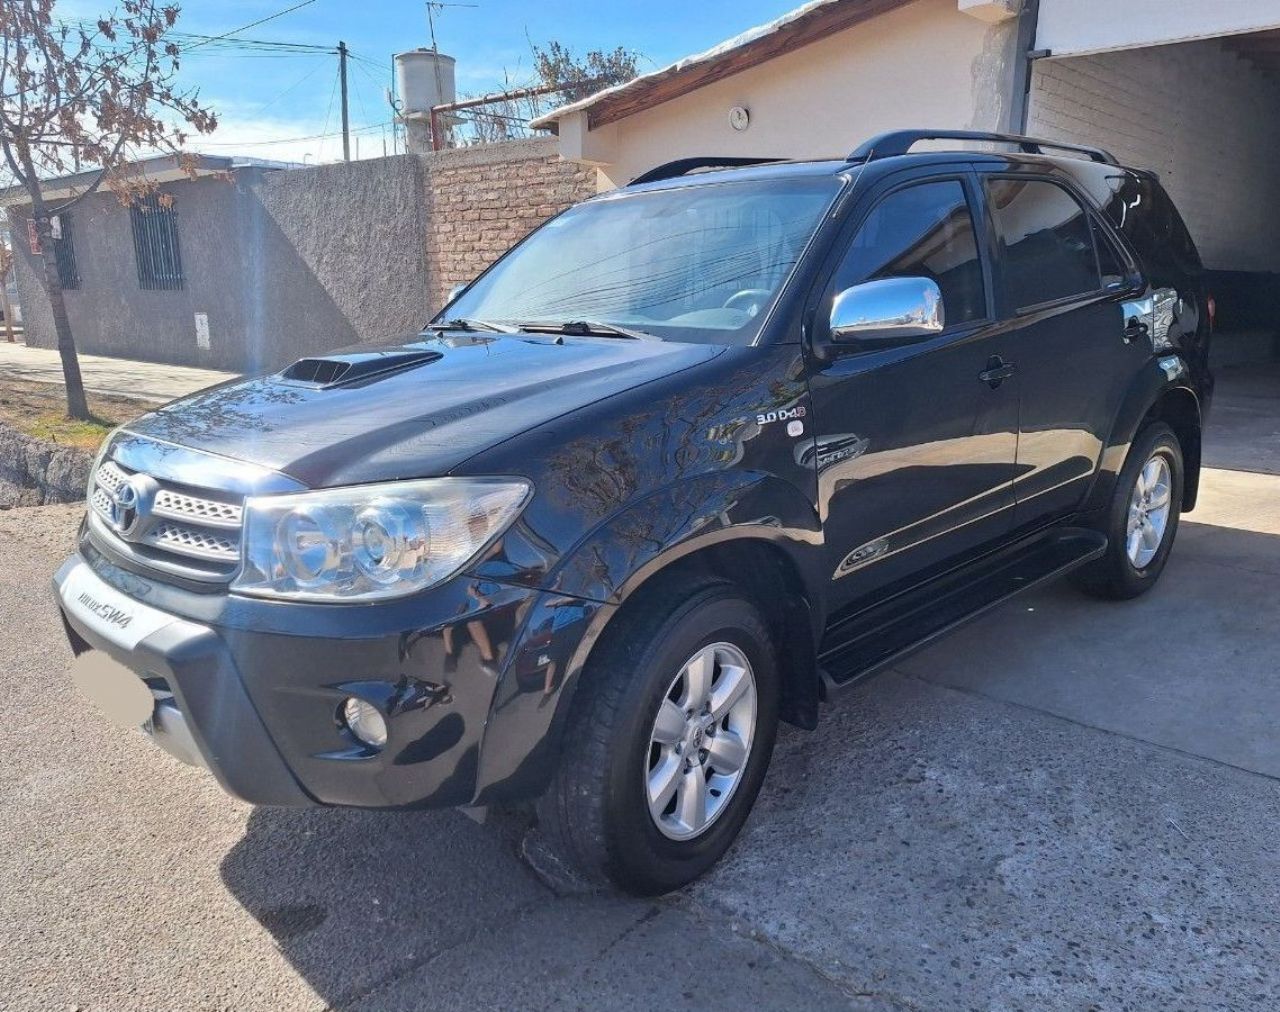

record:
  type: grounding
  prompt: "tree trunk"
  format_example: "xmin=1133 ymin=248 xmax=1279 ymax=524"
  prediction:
xmin=0 ymin=267 xmax=15 ymax=343
xmin=20 ymin=164 xmax=90 ymax=420
xmin=33 ymin=211 xmax=90 ymax=419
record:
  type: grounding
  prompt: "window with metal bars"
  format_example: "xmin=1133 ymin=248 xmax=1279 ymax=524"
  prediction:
xmin=130 ymin=194 xmax=184 ymax=290
xmin=50 ymin=213 xmax=80 ymax=290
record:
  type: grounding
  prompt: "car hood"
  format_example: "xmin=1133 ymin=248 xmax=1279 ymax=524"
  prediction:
xmin=124 ymin=333 xmax=724 ymax=488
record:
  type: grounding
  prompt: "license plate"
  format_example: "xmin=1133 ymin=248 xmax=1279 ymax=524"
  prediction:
xmin=69 ymin=650 xmax=156 ymax=729
xmin=59 ymin=562 xmax=176 ymax=651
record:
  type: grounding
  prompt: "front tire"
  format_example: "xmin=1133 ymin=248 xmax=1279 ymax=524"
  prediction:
xmin=536 ymin=583 xmax=779 ymax=895
xmin=1074 ymin=421 xmax=1183 ymax=600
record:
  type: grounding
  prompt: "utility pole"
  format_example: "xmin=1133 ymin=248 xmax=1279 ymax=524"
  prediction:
xmin=338 ymin=40 xmax=351 ymax=161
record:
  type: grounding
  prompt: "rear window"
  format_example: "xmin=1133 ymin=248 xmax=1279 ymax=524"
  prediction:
xmin=1096 ymin=173 xmax=1202 ymax=285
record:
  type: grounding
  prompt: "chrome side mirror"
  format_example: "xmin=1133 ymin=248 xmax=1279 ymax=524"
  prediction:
xmin=447 ymin=283 xmax=467 ymax=304
xmin=829 ymin=277 xmax=944 ymax=348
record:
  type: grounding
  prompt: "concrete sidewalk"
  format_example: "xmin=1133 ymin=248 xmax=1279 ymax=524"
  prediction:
xmin=0 ymin=342 xmax=237 ymax=403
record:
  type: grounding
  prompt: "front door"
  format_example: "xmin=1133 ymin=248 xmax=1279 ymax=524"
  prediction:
xmin=807 ymin=171 xmax=1019 ymax=613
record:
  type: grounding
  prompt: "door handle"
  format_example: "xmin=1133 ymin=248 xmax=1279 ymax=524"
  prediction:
xmin=979 ymin=356 xmax=1015 ymax=388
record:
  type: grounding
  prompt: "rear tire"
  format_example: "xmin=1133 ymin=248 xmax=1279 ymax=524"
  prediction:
xmin=1073 ymin=422 xmax=1183 ymax=600
xmin=536 ymin=582 xmax=779 ymax=895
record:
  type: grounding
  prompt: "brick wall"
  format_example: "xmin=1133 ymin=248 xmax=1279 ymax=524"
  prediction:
xmin=1027 ymin=40 xmax=1280 ymax=272
xmin=424 ymin=138 xmax=597 ymax=313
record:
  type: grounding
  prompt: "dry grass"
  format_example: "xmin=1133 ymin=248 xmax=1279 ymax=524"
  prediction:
xmin=0 ymin=378 xmax=151 ymax=451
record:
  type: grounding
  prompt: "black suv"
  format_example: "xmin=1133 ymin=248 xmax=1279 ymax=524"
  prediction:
xmin=57 ymin=130 xmax=1211 ymax=894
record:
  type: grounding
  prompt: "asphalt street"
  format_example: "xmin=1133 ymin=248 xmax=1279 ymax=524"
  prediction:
xmin=2 ymin=367 xmax=1279 ymax=1010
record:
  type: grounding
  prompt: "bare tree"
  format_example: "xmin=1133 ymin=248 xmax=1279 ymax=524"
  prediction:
xmin=0 ymin=1 xmax=216 ymax=419
xmin=452 ymin=41 xmax=639 ymax=146
xmin=532 ymin=41 xmax=637 ymax=102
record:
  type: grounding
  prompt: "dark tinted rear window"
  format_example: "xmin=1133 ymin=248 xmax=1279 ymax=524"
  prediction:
xmin=1096 ymin=172 xmax=1201 ymax=285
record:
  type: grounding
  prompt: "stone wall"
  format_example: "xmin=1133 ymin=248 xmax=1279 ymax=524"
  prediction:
xmin=424 ymin=139 xmax=597 ymax=313
xmin=8 ymin=138 xmax=595 ymax=372
xmin=0 ymin=421 xmax=93 ymax=507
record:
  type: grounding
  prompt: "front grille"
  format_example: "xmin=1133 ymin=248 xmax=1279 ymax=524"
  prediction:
xmin=144 ymin=521 xmax=240 ymax=563
xmin=88 ymin=457 xmax=245 ymax=582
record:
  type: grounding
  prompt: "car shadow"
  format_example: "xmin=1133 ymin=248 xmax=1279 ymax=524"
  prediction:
xmin=218 ymin=803 xmax=555 ymax=1009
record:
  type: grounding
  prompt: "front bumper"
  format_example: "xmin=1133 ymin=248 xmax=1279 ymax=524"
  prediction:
xmin=55 ymin=543 xmax=603 ymax=809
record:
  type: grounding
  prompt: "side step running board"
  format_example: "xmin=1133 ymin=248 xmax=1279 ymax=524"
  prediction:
xmin=818 ymin=529 xmax=1107 ymax=698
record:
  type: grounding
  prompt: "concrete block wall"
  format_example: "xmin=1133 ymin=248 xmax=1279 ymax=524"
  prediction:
xmin=1027 ymin=39 xmax=1280 ymax=272
xmin=8 ymin=138 xmax=593 ymax=372
xmin=424 ymin=139 xmax=596 ymax=313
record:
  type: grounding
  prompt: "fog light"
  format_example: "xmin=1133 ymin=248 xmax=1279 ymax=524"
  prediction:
xmin=342 ymin=697 xmax=388 ymax=749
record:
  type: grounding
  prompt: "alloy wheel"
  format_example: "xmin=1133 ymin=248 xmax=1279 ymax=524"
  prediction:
xmin=1126 ymin=452 xmax=1173 ymax=569
xmin=644 ymin=642 xmax=757 ymax=841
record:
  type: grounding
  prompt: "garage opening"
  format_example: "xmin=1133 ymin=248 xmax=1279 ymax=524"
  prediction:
xmin=1026 ymin=28 xmax=1280 ymax=473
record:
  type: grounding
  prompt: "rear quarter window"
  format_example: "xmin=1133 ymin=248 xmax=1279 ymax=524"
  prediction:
xmin=1096 ymin=172 xmax=1202 ymax=286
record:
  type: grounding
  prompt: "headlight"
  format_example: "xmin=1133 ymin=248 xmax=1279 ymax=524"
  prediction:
xmin=232 ymin=477 xmax=531 ymax=602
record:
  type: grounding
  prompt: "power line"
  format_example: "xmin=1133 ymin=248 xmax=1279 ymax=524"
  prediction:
xmin=318 ymin=63 xmax=341 ymax=158
xmin=256 ymin=58 xmax=332 ymax=114
xmin=186 ymin=0 xmax=321 ymax=51
xmin=169 ymin=31 xmax=332 ymax=53
xmin=196 ymin=120 xmax=395 ymax=148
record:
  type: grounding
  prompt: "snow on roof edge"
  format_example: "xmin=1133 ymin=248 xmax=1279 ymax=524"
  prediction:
xmin=529 ymin=0 xmax=846 ymax=128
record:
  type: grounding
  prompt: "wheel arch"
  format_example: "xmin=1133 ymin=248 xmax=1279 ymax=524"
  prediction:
xmin=1086 ymin=360 xmax=1202 ymax=516
xmin=1144 ymin=386 xmax=1202 ymax=511
xmin=598 ymin=536 xmax=824 ymax=731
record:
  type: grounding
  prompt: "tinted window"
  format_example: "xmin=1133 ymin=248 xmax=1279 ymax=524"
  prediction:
xmin=986 ymin=178 xmax=1100 ymax=310
xmin=830 ymin=179 xmax=985 ymax=325
xmin=1097 ymin=172 xmax=1202 ymax=286
xmin=1093 ymin=220 xmax=1127 ymax=289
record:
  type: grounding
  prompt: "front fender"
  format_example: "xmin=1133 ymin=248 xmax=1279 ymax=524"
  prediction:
xmin=543 ymin=469 xmax=825 ymax=604
xmin=471 ymin=472 xmax=826 ymax=804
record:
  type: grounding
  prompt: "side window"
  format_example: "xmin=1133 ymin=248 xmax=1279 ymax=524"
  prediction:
xmin=985 ymin=178 xmax=1101 ymax=311
xmin=1093 ymin=221 xmax=1128 ymax=289
xmin=1098 ymin=173 xmax=1202 ymax=286
xmin=829 ymin=179 xmax=986 ymax=326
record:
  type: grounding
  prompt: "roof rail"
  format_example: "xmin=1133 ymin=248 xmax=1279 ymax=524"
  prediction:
xmin=847 ymin=130 xmax=1118 ymax=166
xmin=629 ymin=156 xmax=784 ymax=186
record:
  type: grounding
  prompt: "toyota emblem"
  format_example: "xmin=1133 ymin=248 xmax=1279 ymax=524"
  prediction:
xmin=109 ymin=476 xmax=147 ymax=535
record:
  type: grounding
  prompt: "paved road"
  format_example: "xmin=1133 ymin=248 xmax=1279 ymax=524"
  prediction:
xmin=3 ymin=373 xmax=1279 ymax=1010
xmin=0 ymin=342 xmax=236 ymax=403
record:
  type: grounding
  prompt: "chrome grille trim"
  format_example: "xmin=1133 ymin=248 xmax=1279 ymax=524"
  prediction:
xmin=142 ymin=521 xmax=239 ymax=563
xmin=152 ymin=489 xmax=243 ymax=529
xmin=87 ymin=453 xmax=247 ymax=582
xmin=96 ymin=459 xmax=129 ymax=495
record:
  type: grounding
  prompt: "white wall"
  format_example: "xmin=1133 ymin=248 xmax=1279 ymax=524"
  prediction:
xmin=1037 ymin=0 xmax=1280 ymax=58
xmin=1027 ymin=40 xmax=1280 ymax=272
xmin=569 ymin=0 xmax=1020 ymax=187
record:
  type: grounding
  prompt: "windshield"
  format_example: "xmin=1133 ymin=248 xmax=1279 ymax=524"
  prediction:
xmin=441 ymin=176 xmax=842 ymax=346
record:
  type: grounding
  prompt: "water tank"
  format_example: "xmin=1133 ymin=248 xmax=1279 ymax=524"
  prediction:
xmin=395 ymin=49 xmax=457 ymax=116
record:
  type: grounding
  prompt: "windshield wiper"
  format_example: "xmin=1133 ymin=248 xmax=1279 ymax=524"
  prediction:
xmin=427 ymin=318 xmax=519 ymax=334
xmin=514 ymin=319 xmax=656 ymax=341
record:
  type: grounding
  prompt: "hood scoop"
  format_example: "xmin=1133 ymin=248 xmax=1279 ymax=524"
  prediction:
xmin=280 ymin=349 xmax=442 ymax=389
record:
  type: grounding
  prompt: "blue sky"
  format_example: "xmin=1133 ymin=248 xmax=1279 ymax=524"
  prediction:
xmin=61 ymin=0 xmax=803 ymax=163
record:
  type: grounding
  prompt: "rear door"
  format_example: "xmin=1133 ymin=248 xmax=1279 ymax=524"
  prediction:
xmin=976 ymin=171 xmax=1149 ymax=527
xmin=806 ymin=167 xmax=1019 ymax=613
